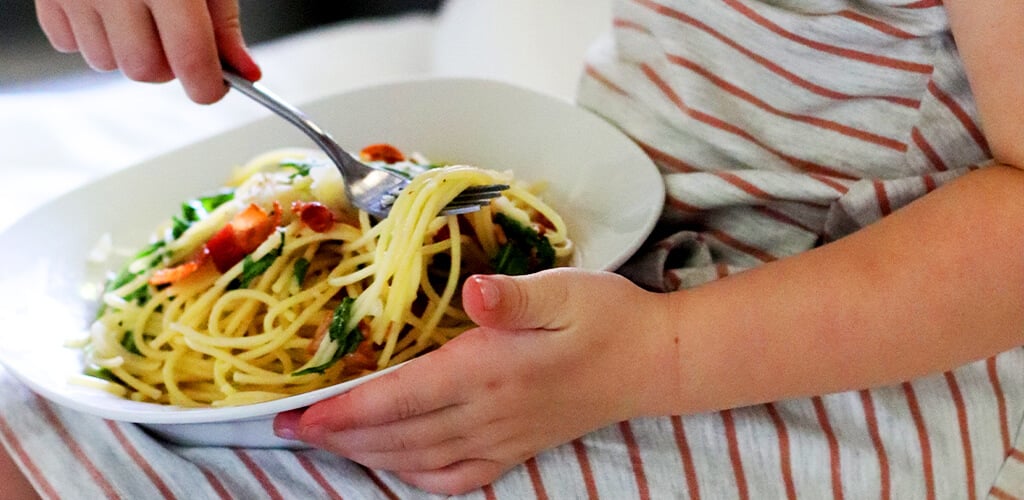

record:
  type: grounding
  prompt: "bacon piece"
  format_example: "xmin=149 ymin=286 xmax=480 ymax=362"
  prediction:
xmin=343 ymin=339 xmax=379 ymax=373
xmin=148 ymin=247 xmax=211 ymax=285
xmin=306 ymin=312 xmax=333 ymax=355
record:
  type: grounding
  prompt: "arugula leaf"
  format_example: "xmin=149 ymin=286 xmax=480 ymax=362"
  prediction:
xmin=122 ymin=284 xmax=151 ymax=305
xmin=196 ymin=190 xmax=236 ymax=213
xmin=281 ymin=160 xmax=314 ymax=179
xmin=329 ymin=298 xmax=364 ymax=357
xmin=230 ymin=232 xmax=285 ymax=290
xmin=96 ymin=240 xmax=168 ymax=318
xmin=106 ymin=268 xmax=138 ymax=293
xmin=172 ymin=189 xmax=235 ymax=239
xmin=171 ymin=215 xmax=191 ymax=240
xmin=492 ymin=244 xmax=530 ymax=276
xmin=378 ymin=165 xmax=414 ymax=180
xmin=120 ymin=331 xmax=142 ymax=355
xmin=105 ymin=241 xmax=164 ymax=292
xmin=292 ymin=297 xmax=363 ymax=376
xmin=491 ymin=213 xmax=556 ymax=275
xmin=96 ymin=270 xmax=137 ymax=318
xmin=293 ymin=258 xmax=310 ymax=285
xmin=134 ymin=240 xmax=166 ymax=260
xmin=83 ymin=366 xmax=117 ymax=382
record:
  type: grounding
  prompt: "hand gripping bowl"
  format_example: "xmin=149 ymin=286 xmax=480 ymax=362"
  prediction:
xmin=0 ymin=77 xmax=664 ymax=448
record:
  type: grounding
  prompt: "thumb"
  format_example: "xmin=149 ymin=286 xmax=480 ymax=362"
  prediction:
xmin=209 ymin=0 xmax=261 ymax=81
xmin=462 ymin=270 xmax=572 ymax=331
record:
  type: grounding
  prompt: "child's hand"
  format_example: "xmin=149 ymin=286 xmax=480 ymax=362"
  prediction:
xmin=34 ymin=0 xmax=260 ymax=103
xmin=274 ymin=269 xmax=677 ymax=495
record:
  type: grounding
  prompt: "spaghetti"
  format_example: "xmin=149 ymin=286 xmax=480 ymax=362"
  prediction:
xmin=82 ymin=145 xmax=572 ymax=407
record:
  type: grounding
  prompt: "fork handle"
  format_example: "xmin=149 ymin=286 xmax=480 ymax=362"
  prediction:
xmin=222 ymin=70 xmax=359 ymax=178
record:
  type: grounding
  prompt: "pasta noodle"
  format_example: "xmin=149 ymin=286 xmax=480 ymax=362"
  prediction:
xmin=84 ymin=145 xmax=572 ymax=407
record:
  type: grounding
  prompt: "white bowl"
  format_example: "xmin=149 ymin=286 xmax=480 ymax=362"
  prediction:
xmin=0 ymin=77 xmax=663 ymax=448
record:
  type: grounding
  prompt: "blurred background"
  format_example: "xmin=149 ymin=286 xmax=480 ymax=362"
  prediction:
xmin=0 ymin=0 xmax=442 ymax=92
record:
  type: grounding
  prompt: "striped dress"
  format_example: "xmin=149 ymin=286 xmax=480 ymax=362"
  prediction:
xmin=2 ymin=1 xmax=1024 ymax=498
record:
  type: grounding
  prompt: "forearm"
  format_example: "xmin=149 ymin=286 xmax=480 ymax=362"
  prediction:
xmin=653 ymin=165 xmax=1024 ymax=416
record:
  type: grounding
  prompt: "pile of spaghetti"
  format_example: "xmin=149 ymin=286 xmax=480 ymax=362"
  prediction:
xmin=80 ymin=144 xmax=572 ymax=407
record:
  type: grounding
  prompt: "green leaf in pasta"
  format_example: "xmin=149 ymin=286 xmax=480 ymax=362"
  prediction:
xmin=292 ymin=297 xmax=363 ymax=376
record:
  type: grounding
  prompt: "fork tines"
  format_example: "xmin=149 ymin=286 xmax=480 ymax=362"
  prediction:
xmin=438 ymin=185 xmax=510 ymax=215
xmin=381 ymin=184 xmax=509 ymax=210
xmin=445 ymin=184 xmax=510 ymax=207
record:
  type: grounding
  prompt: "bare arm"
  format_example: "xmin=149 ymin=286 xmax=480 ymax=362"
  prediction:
xmin=943 ymin=0 xmax=1024 ymax=169
xmin=658 ymin=165 xmax=1024 ymax=415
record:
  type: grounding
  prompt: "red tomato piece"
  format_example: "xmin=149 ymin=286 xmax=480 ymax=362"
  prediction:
xmin=230 ymin=202 xmax=280 ymax=251
xmin=207 ymin=202 xmax=281 ymax=272
xmin=359 ymin=143 xmax=405 ymax=163
xmin=291 ymin=201 xmax=335 ymax=233
xmin=205 ymin=223 xmax=247 ymax=272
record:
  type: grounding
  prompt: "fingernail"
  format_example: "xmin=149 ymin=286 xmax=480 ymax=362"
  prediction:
xmin=475 ymin=276 xmax=501 ymax=311
xmin=274 ymin=425 xmax=297 ymax=440
xmin=273 ymin=409 xmax=303 ymax=440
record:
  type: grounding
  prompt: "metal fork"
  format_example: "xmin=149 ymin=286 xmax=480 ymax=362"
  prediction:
xmin=223 ymin=71 xmax=508 ymax=219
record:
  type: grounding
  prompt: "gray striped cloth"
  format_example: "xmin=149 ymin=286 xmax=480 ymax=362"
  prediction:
xmin=2 ymin=0 xmax=1023 ymax=498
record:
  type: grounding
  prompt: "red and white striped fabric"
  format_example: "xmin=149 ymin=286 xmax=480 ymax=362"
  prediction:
xmin=575 ymin=0 xmax=1024 ymax=498
xmin=2 ymin=0 xmax=1024 ymax=498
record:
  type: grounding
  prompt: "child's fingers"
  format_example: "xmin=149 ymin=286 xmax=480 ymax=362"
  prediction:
xmin=36 ymin=0 xmax=248 ymax=103
xmin=101 ymin=4 xmax=172 ymax=83
xmin=272 ymin=408 xmax=305 ymax=440
xmin=209 ymin=0 xmax=261 ymax=81
xmin=298 ymin=357 xmax=466 ymax=432
xmin=34 ymin=0 xmax=77 ymax=52
xmin=149 ymin=0 xmax=225 ymax=103
xmin=316 ymin=424 xmax=481 ymax=472
xmin=311 ymin=406 xmax=470 ymax=456
xmin=395 ymin=459 xmax=509 ymax=496
xmin=64 ymin=6 xmax=116 ymax=71
xmin=277 ymin=400 xmax=483 ymax=472
xmin=462 ymin=270 xmax=576 ymax=332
